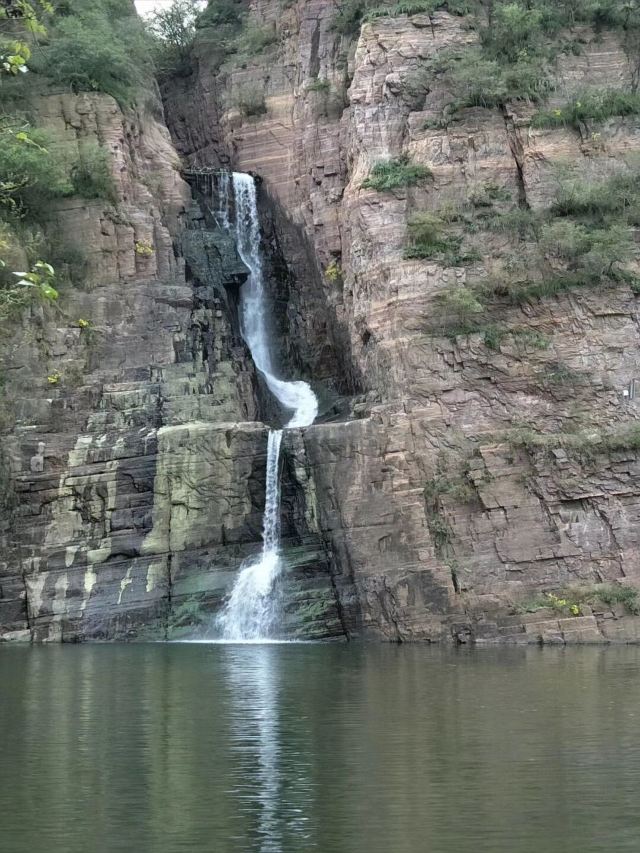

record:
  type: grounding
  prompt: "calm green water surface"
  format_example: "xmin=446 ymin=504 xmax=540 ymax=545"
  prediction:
xmin=1 ymin=644 xmax=639 ymax=853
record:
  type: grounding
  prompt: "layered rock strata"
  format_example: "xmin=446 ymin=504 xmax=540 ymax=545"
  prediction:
xmin=4 ymin=2 xmax=640 ymax=643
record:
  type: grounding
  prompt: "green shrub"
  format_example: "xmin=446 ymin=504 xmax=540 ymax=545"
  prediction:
xmin=506 ymin=422 xmax=640 ymax=457
xmin=427 ymin=513 xmax=453 ymax=551
xmin=486 ymin=207 xmax=540 ymax=236
xmin=306 ymin=78 xmax=331 ymax=93
xmin=406 ymin=212 xmax=443 ymax=247
xmin=335 ymin=0 xmax=473 ymax=32
xmin=305 ymin=78 xmax=345 ymax=118
xmin=469 ymin=181 xmax=511 ymax=207
xmin=480 ymin=0 xmax=640 ymax=55
xmin=0 ymin=258 xmax=58 ymax=319
xmin=362 ymin=157 xmax=431 ymax=190
xmin=593 ymin=584 xmax=640 ymax=613
xmin=552 ymin=172 xmax=639 ymax=218
xmin=503 ymin=273 xmax=593 ymax=303
xmin=447 ymin=50 xmax=553 ymax=108
xmin=402 ymin=211 xmax=478 ymax=263
xmin=0 ymin=121 xmax=72 ymax=216
xmin=234 ymin=24 xmax=277 ymax=55
xmin=71 ymin=143 xmax=116 ymax=202
xmin=196 ymin=0 xmax=243 ymax=29
xmin=543 ymin=361 xmax=583 ymax=386
xmin=540 ymin=219 xmax=633 ymax=277
xmin=332 ymin=0 xmax=369 ymax=34
xmin=512 ymin=328 xmax=551 ymax=349
xmin=436 ymin=285 xmax=484 ymax=319
xmin=365 ymin=1 xmax=435 ymax=18
xmin=515 ymin=591 xmax=582 ymax=616
xmin=550 ymin=171 xmax=640 ymax=230
xmin=366 ymin=1 xmax=447 ymax=19
xmin=424 ymin=472 xmax=475 ymax=503
xmin=233 ymin=86 xmax=267 ymax=117
xmin=481 ymin=325 xmax=550 ymax=350
xmin=516 ymin=583 xmax=640 ymax=617
xmin=46 ymin=240 xmax=89 ymax=287
xmin=325 ymin=260 xmax=343 ymax=282
xmin=531 ymin=89 xmax=640 ymax=129
xmin=0 ymin=221 xmax=25 ymax=271
xmin=193 ymin=0 xmax=244 ymax=65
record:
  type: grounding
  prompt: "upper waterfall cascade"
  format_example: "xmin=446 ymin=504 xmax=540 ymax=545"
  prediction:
xmin=217 ymin=172 xmax=318 ymax=641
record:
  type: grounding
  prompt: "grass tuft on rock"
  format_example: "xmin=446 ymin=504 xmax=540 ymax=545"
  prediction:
xmin=531 ymin=89 xmax=640 ymax=129
xmin=362 ymin=157 xmax=431 ymax=191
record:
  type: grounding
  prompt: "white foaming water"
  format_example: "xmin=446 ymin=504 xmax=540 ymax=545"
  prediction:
xmin=217 ymin=173 xmax=318 ymax=641
xmin=232 ymin=173 xmax=318 ymax=430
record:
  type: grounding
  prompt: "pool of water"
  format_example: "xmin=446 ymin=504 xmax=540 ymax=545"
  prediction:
xmin=1 ymin=643 xmax=639 ymax=853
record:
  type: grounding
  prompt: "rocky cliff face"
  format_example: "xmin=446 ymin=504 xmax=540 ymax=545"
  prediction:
xmin=161 ymin=1 xmax=640 ymax=642
xmin=3 ymin=1 xmax=640 ymax=643
xmin=0 ymin=91 xmax=263 ymax=640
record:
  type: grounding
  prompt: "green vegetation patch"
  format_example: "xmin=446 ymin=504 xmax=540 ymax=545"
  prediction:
xmin=70 ymin=142 xmax=117 ymax=202
xmin=0 ymin=120 xmax=117 ymax=217
xmin=551 ymin=170 xmax=640 ymax=223
xmin=364 ymin=0 xmax=473 ymax=21
xmin=423 ymin=0 xmax=640 ymax=115
xmin=29 ymin=0 xmax=152 ymax=107
xmin=531 ymin=89 xmax=640 ymax=129
xmin=0 ymin=121 xmax=72 ymax=215
xmin=479 ymin=168 xmax=640 ymax=304
xmin=404 ymin=212 xmax=456 ymax=256
xmin=516 ymin=585 xmax=640 ymax=617
xmin=0 ymin=117 xmax=116 ymax=316
xmin=362 ymin=157 xmax=431 ymax=191
xmin=232 ymin=86 xmax=267 ymax=118
xmin=194 ymin=2 xmax=278 ymax=69
xmin=506 ymin=422 xmax=640 ymax=456
xmin=333 ymin=0 xmax=473 ymax=34
xmin=145 ymin=0 xmax=202 ymax=75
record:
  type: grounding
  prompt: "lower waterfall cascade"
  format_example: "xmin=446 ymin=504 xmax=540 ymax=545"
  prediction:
xmin=216 ymin=172 xmax=318 ymax=641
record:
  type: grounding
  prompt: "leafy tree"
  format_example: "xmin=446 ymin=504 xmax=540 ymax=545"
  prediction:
xmin=482 ymin=2 xmax=544 ymax=63
xmin=0 ymin=0 xmax=52 ymax=37
xmin=146 ymin=0 xmax=203 ymax=73
xmin=147 ymin=0 xmax=202 ymax=51
xmin=196 ymin=0 xmax=243 ymax=29
xmin=32 ymin=0 xmax=152 ymax=106
xmin=0 ymin=0 xmax=52 ymax=79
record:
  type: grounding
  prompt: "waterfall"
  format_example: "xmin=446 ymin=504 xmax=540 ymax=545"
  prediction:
xmin=216 ymin=173 xmax=318 ymax=641
xmin=216 ymin=170 xmax=231 ymax=230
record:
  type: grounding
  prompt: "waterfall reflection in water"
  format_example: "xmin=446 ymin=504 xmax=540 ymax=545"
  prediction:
xmin=224 ymin=646 xmax=314 ymax=852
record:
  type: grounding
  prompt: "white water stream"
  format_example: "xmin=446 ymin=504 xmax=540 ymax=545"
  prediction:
xmin=217 ymin=173 xmax=318 ymax=641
